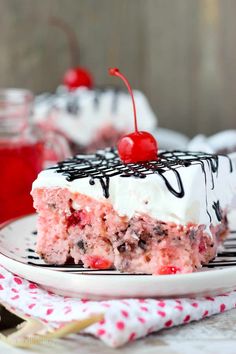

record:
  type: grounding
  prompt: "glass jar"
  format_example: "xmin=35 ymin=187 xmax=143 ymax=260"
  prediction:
xmin=0 ymin=89 xmax=70 ymax=224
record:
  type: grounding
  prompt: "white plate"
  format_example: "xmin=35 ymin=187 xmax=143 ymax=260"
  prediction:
xmin=1 ymin=214 xmax=236 ymax=299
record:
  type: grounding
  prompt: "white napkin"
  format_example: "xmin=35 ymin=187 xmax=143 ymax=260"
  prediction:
xmin=0 ymin=265 xmax=235 ymax=347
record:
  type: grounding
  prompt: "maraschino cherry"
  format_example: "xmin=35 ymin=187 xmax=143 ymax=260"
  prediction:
xmin=109 ymin=67 xmax=158 ymax=164
xmin=50 ymin=17 xmax=93 ymax=90
xmin=64 ymin=67 xmax=93 ymax=90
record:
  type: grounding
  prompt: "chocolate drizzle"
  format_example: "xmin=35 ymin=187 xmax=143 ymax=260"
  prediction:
xmin=49 ymin=148 xmax=233 ymax=201
xmin=93 ymin=89 xmax=103 ymax=109
xmin=93 ymin=86 xmax=123 ymax=111
xmin=66 ymin=97 xmax=80 ymax=115
xmin=212 ymin=200 xmax=223 ymax=221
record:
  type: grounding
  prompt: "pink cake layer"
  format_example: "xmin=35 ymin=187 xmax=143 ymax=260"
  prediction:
xmin=32 ymin=187 xmax=228 ymax=275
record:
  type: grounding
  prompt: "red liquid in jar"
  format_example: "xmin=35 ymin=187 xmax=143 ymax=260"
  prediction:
xmin=0 ymin=140 xmax=44 ymax=224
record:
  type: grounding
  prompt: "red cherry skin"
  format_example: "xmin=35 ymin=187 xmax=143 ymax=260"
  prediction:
xmin=87 ymin=256 xmax=112 ymax=270
xmin=159 ymin=266 xmax=180 ymax=275
xmin=117 ymin=131 xmax=158 ymax=164
xmin=63 ymin=67 xmax=93 ymax=90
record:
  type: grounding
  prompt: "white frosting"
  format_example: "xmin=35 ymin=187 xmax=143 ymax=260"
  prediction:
xmin=187 ymin=135 xmax=215 ymax=154
xmin=32 ymin=153 xmax=236 ymax=227
xmin=33 ymin=87 xmax=157 ymax=146
xmin=153 ymin=127 xmax=189 ymax=150
xmin=188 ymin=130 xmax=236 ymax=153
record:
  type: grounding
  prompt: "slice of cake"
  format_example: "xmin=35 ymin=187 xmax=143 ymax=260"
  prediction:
xmin=31 ymin=148 xmax=236 ymax=275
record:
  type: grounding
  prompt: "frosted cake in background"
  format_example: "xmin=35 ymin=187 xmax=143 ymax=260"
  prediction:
xmin=33 ymin=86 xmax=157 ymax=153
xmin=33 ymin=85 xmax=236 ymax=156
xmin=188 ymin=130 xmax=236 ymax=154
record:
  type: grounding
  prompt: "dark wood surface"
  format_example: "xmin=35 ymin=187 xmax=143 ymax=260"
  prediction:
xmin=0 ymin=0 xmax=236 ymax=136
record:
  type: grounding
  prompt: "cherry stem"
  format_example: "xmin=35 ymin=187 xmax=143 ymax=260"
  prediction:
xmin=109 ymin=68 xmax=138 ymax=133
xmin=49 ymin=16 xmax=79 ymax=68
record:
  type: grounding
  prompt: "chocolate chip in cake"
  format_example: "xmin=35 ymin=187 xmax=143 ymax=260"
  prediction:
xmin=77 ymin=240 xmax=87 ymax=253
xmin=224 ymin=214 xmax=228 ymax=224
xmin=138 ymin=239 xmax=147 ymax=250
xmin=117 ymin=243 xmax=126 ymax=253
xmin=48 ymin=203 xmax=56 ymax=209
xmin=153 ymin=225 xmax=167 ymax=236
xmin=188 ymin=229 xmax=196 ymax=241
